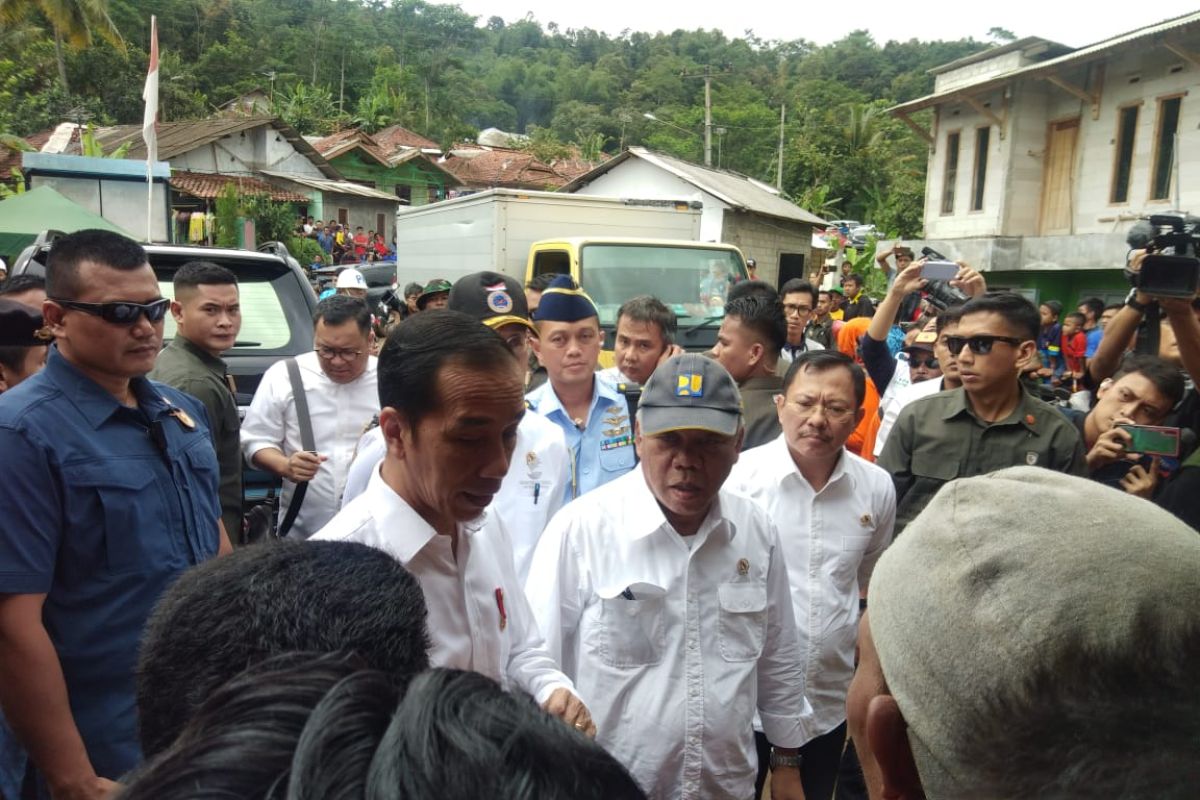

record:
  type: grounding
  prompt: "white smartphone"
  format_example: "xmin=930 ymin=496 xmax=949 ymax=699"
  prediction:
xmin=921 ymin=260 xmax=959 ymax=282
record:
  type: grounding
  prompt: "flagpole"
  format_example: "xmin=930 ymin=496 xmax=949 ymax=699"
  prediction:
xmin=142 ymin=15 xmax=159 ymax=243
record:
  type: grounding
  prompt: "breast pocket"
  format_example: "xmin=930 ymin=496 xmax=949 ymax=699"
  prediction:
xmin=718 ymin=582 xmax=768 ymax=662
xmin=66 ymin=464 xmax=161 ymax=575
xmin=599 ymin=588 xmax=666 ymax=667
xmin=598 ymin=439 xmax=635 ymax=473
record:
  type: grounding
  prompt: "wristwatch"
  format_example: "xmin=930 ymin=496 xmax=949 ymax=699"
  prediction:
xmin=1125 ymin=288 xmax=1150 ymax=314
xmin=769 ymin=748 xmax=803 ymax=770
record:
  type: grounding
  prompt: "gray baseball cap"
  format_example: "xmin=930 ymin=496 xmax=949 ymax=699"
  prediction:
xmin=638 ymin=353 xmax=743 ymax=437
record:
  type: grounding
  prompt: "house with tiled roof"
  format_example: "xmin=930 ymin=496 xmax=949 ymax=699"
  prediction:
xmin=372 ymin=124 xmax=441 ymax=156
xmin=440 ymin=146 xmax=568 ymax=192
xmin=310 ymin=127 xmax=460 ymax=208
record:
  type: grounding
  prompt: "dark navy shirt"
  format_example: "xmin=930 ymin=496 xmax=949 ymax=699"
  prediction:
xmin=0 ymin=347 xmax=220 ymax=785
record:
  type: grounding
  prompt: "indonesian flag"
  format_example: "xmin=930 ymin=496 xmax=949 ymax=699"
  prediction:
xmin=142 ymin=16 xmax=159 ymax=164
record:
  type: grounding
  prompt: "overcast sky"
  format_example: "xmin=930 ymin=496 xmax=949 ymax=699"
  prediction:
xmin=451 ymin=0 xmax=1197 ymax=49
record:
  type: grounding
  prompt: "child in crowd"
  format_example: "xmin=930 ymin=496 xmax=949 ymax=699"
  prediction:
xmin=1037 ymin=300 xmax=1064 ymax=385
xmin=1061 ymin=311 xmax=1088 ymax=391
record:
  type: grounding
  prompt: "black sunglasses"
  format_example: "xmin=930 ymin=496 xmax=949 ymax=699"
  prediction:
xmin=908 ymin=355 xmax=940 ymax=369
xmin=944 ymin=335 xmax=1023 ymax=356
xmin=51 ymin=297 xmax=170 ymax=325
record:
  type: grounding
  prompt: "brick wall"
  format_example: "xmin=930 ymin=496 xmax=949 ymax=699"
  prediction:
xmin=720 ymin=211 xmax=813 ymax=288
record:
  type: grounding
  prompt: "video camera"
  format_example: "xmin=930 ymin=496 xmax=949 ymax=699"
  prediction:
xmin=1125 ymin=213 xmax=1200 ymax=299
xmin=919 ymin=247 xmax=969 ymax=310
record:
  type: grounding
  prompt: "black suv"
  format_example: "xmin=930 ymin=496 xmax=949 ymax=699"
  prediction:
xmin=12 ymin=233 xmax=318 ymax=402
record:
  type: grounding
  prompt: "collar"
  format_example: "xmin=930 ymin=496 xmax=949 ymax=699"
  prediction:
xmin=363 ymin=465 xmax=484 ymax=563
xmin=941 ymin=386 xmax=1042 ymax=432
xmin=532 ymin=374 xmax=620 ymax=420
xmin=42 ymin=347 xmax=173 ymax=429
xmin=740 ymin=374 xmax=783 ymax=391
xmin=170 ymin=336 xmax=227 ymax=377
xmin=624 ymin=467 xmax=731 ymax=542
xmin=766 ymin=433 xmax=852 ymax=491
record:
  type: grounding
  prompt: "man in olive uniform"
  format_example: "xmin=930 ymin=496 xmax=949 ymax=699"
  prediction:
xmin=878 ymin=292 xmax=1085 ymax=534
xmin=151 ymin=261 xmax=244 ymax=543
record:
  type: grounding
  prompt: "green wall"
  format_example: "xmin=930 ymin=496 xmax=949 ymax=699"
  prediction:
xmin=986 ymin=269 xmax=1131 ymax=309
xmin=327 ymin=151 xmax=449 ymax=206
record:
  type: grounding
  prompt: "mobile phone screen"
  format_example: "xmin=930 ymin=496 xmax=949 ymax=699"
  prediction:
xmin=921 ymin=260 xmax=959 ymax=282
xmin=1117 ymin=425 xmax=1180 ymax=457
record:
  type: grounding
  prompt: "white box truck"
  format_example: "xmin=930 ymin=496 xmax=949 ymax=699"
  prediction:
xmin=392 ymin=189 xmax=703 ymax=284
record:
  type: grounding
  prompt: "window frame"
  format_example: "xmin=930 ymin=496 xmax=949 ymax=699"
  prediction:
xmin=941 ymin=129 xmax=961 ymax=216
xmin=1148 ymin=93 xmax=1185 ymax=202
xmin=970 ymin=125 xmax=990 ymax=213
xmin=1109 ymin=102 xmax=1142 ymax=205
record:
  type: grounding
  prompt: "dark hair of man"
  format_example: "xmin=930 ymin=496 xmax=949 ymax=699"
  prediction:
xmin=1113 ymin=354 xmax=1186 ymax=410
xmin=724 ymin=294 xmax=786 ymax=356
xmin=935 ymin=304 xmax=965 ymax=334
xmin=45 ymin=228 xmax=147 ymax=299
xmin=1103 ymin=303 xmax=1123 ymax=314
xmin=1065 ymin=311 xmax=1086 ymax=326
xmin=0 ymin=345 xmax=32 ymax=372
xmin=136 ymin=540 xmax=430 ymax=757
xmin=314 ymin=294 xmax=371 ymax=335
xmin=779 ymin=279 xmax=817 ymax=307
xmin=0 ymin=274 xmax=45 ymax=297
xmin=959 ymin=291 xmax=1040 ymax=342
xmin=367 ymin=668 xmax=647 ymax=800
xmin=378 ymin=310 xmax=515 ymax=428
xmin=1080 ymin=297 xmax=1105 ymax=322
xmin=123 ymin=652 xmax=396 ymax=800
xmin=173 ymin=260 xmax=238 ymax=293
xmin=616 ymin=295 xmax=676 ymax=345
xmin=843 ymin=273 xmax=865 ymax=286
xmin=526 ymin=272 xmax=566 ymax=292
xmin=403 ymin=281 xmax=423 ymax=297
xmin=782 ymin=350 xmax=867 ymax=408
xmin=727 ymin=279 xmax=777 ymax=303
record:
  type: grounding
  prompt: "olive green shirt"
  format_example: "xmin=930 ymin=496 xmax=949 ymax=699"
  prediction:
xmin=739 ymin=374 xmax=783 ymax=452
xmin=877 ymin=386 xmax=1085 ymax=534
xmin=150 ymin=337 xmax=243 ymax=541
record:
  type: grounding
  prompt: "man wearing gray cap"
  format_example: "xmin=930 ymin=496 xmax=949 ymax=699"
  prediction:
xmin=527 ymin=353 xmax=810 ymax=800
xmin=847 ymin=467 xmax=1200 ymax=800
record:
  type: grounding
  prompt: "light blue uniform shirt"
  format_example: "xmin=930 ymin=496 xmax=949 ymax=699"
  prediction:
xmin=526 ymin=374 xmax=636 ymax=504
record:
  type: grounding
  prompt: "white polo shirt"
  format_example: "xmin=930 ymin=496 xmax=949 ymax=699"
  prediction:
xmin=526 ymin=467 xmax=811 ymax=800
xmin=341 ymin=413 xmax=568 ymax=585
xmin=728 ymin=436 xmax=895 ymax=740
xmin=241 ymin=351 xmax=379 ymax=538
xmin=312 ymin=467 xmax=574 ymax=704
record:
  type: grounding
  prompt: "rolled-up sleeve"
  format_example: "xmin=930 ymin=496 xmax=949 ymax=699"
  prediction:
xmin=0 ymin=426 xmax=61 ymax=594
xmin=756 ymin=524 xmax=814 ymax=747
xmin=240 ymin=361 xmax=288 ymax=464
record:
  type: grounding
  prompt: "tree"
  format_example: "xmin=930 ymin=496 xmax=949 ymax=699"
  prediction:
xmin=0 ymin=0 xmax=126 ymax=92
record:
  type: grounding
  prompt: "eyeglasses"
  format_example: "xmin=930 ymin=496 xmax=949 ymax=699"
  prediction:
xmin=905 ymin=355 xmax=940 ymax=369
xmin=314 ymin=345 xmax=365 ymax=362
xmin=788 ymin=398 xmax=857 ymax=422
xmin=50 ymin=297 xmax=170 ymax=325
xmin=943 ymin=335 xmax=1023 ymax=356
xmin=783 ymin=303 xmax=813 ymax=317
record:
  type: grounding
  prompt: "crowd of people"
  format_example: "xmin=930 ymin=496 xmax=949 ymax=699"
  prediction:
xmin=0 ymin=228 xmax=1197 ymax=800
xmin=299 ymin=216 xmax=395 ymax=267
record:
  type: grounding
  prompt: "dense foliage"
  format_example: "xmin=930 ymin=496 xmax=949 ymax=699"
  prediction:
xmin=0 ymin=0 xmax=1004 ymax=235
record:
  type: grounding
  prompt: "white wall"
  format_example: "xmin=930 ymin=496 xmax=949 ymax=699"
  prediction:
xmin=31 ymin=175 xmax=168 ymax=240
xmin=569 ymin=158 xmax=728 ymax=242
xmin=170 ymin=126 xmax=326 ymax=178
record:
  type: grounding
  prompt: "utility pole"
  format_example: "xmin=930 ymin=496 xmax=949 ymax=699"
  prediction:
xmin=777 ymin=104 xmax=786 ymax=190
xmin=703 ymin=75 xmax=713 ymax=167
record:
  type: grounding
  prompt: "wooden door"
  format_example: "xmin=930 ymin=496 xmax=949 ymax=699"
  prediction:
xmin=1039 ymin=119 xmax=1079 ymax=235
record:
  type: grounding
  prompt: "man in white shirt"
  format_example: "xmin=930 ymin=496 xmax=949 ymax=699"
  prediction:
xmin=241 ymin=295 xmax=379 ymax=538
xmin=527 ymin=353 xmax=809 ymax=800
xmin=729 ymin=350 xmax=895 ymax=800
xmin=598 ymin=295 xmax=682 ymax=386
xmin=312 ymin=310 xmax=593 ymax=734
xmin=341 ymin=272 xmax=570 ymax=584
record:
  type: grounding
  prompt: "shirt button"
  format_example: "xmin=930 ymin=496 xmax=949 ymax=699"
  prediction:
xmin=582 ymin=467 xmax=591 ymax=474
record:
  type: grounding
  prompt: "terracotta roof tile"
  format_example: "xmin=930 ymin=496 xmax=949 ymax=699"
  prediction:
xmin=0 ymin=129 xmax=55 ymax=177
xmin=373 ymin=125 xmax=440 ymax=154
xmin=440 ymin=149 xmax=567 ymax=190
xmin=311 ymin=128 xmax=391 ymax=166
xmin=170 ymin=171 xmax=309 ymax=203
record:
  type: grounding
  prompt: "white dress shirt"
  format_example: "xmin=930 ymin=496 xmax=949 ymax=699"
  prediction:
xmin=873 ymin=376 xmax=947 ymax=458
xmin=340 ymin=414 xmax=568 ymax=585
xmin=526 ymin=467 xmax=811 ymax=800
xmin=313 ymin=467 xmax=575 ymax=704
xmin=728 ymin=436 xmax=895 ymax=740
xmin=241 ymin=351 xmax=379 ymax=539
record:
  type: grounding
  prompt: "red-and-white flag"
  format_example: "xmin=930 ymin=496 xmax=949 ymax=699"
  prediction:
xmin=142 ymin=15 xmax=159 ymax=164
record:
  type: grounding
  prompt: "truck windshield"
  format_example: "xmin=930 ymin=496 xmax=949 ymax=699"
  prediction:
xmin=580 ymin=244 xmax=747 ymax=325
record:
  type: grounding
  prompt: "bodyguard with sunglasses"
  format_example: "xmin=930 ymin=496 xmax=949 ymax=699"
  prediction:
xmin=0 ymin=230 xmax=231 ymax=799
xmin=878 ymin=292 xmax=1085 ymax=534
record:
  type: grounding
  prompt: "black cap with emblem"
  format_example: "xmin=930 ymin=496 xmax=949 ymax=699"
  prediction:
xmin=0 ymin=299 xmax=51 ymax=347
xmin=448 ymin=271 xmax=537 ymax=335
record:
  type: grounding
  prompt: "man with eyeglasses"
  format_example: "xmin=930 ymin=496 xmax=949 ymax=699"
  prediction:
xmin=878 ymin=292 xmax=1085 ymax=533
xmin=778 ymin=279 xmax=826 ymax=365
xmin=242 ymin=294 xmax=379 ymax=539
xmin=0 ymin=229 xmax=231 ymax=800
xmin=526 ymin=275 xmax=636 ymax=503
xmin=729 ymin=351 xmax=894 ymax=800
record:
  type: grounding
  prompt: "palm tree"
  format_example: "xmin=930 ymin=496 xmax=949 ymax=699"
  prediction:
xmin=0 ymin=0 xmax=126 ymax=93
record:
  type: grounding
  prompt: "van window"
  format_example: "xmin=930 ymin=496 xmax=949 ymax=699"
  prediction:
xmin=579 ymin=244 xmax=746 ymax=325
xmin=160 ymin=278 xmax=291 ymax=350
xmin=533 ymin=250 xmax=570 ymax=277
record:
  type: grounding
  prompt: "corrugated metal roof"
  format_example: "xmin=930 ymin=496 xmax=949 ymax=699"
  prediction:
xmin=891 ymin=11 xmax=1200 ymax=114
xmin=85 ymin=117 xmax=343 ymax=179
xmin=258 ymin=170 xmax=402 ymax=202
xmin=170 ymin=171 xmax=309 ymax=203
xmin=561 ymin=147 xmax=827 ymax=227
